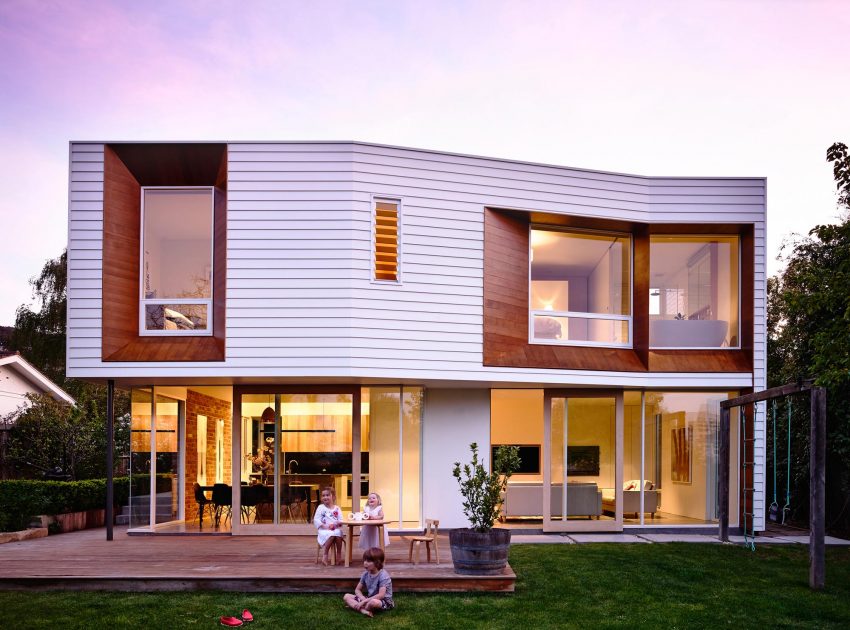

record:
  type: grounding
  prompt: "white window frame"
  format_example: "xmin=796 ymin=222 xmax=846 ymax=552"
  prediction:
xmin=371 ymin=196 xmax=403 ymax=285
xmin=528 ymin=225 xmax=633 ymax=348
xmin=139 ymin=186 xmax=215 ymax=336
xmin=647 ymin=234 xmax=742 ymax=350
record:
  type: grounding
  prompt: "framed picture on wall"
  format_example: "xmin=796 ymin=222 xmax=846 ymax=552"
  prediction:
xmin=567 ymin=446 xmax=600 ymax=476
xmin=671 ymin=426 xmax=692 ymax=484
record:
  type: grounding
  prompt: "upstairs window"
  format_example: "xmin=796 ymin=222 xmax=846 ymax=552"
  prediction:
xmin=649 ymin=235 xmax=740 ymax=348
xmin=374 ymin=199 xmax=400 ymax=282
xmin=140 ymin=187 xmax=214 ymax=335
xmin=529 ymin=227 xmax=632 ymax=347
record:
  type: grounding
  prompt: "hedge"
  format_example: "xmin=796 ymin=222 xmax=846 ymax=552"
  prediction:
xmin=0 ymin=475 xmax=172 ymax=532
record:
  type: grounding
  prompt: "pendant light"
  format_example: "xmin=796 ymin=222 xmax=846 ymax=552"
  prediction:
xmin=261 ymin=394 xmax=275 ymax=423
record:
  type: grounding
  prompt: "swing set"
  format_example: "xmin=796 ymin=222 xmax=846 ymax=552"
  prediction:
xmin=718 ymin=379 xmax=827 ymax=590
xmin=737 ymin=399 xmax=794 ymax=553
xmin=767 ymin=398 xmax=793 ymax=527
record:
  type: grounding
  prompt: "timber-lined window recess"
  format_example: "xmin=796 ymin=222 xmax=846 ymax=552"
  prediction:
xmin=649 ymin=235 xmax=740 ymax=349
xmin=374 ymin=199 xmax=400 ymax=282
xmin=139 ymin=187 xmax=214 ymax=336
xmin=529 ymin=226 xmax=632 ymax=348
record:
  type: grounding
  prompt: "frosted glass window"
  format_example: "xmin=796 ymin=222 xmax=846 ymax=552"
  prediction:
xmin=361 ymin=386 xmax=422 ymax=529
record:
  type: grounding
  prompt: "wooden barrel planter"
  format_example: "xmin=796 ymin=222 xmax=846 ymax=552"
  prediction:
xmin=449 ymin=528 xmax=511 ymax=575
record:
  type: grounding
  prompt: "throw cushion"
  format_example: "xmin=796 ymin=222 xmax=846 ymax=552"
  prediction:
xmin=623 ymin=479 xmax=653 ymax=491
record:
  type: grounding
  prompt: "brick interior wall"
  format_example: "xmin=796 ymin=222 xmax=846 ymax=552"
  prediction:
xmin=185 ymin=389 xmax=232 ymax=523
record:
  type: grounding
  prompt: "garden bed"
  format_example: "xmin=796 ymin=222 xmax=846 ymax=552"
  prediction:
xmin=35 ymin=509 xmax=106 ymax=534
xmin=0 ymin=527 xmax=47 ymax=544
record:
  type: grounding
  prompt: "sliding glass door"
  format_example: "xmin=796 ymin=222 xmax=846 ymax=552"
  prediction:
xmin=234 ymin=385 xmax=422 ymax=535
xmin=543 ymin=390 xmax=623 ymax=532
xmin=129 ymin=388 xmax=185 ymax=530
xmin=234 ymin=386 xmax=360 ymax=535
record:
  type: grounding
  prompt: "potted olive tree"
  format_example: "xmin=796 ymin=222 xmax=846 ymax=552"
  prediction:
xmin=449 ymin=442 xmax=520 ymax=575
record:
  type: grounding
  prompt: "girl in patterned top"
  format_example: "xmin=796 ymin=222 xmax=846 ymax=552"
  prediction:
xmin=313 ymin=486 xmax=343 ymax=565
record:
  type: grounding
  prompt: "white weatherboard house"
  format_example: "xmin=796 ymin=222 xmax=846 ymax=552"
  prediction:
xmin=0 ymin=353 xmax=75 ymax=417
xmin=66 ymin=141 xmax=765 ymax=536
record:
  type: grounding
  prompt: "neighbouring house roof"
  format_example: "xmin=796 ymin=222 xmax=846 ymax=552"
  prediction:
xmin=0 ymin=353 xmax=75 ymax=417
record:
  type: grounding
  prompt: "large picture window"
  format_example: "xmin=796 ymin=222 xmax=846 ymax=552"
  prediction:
xmin=529 ymin=227 xmax=632 ymax=347
xmin=649 ymin=236 xmax=740 ymax=348
xmin=140 ymin=187 xmax=214 ymax=335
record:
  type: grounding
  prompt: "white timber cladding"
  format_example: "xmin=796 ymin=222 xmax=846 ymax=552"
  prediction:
xmin=66 ymin=141 xmax=766 ymax=393
xmin=67 ymin=143 xmax=105 ymax=379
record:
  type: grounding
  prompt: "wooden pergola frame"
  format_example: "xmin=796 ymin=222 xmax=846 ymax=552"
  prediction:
xmin=718 ymin=379 xmax=827 ymax=590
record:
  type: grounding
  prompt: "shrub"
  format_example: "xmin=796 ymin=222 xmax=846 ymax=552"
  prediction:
xmin=0 ymin=475 xmax=169 ymax=532
xmin=452 ymin=443 xmax=521 ymax=532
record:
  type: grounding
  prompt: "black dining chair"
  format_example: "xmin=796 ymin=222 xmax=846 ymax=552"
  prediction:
xmin=252 ymin=484 xmax=273 ymax=523
xmin=211 ymin=483 xmax=232 ymax=526
xmin=240 ymin=484 xmax=264 ymax=524
xmin=280 ymin=484 xmax=307 ymax=523
xmin=193 ymin=482 xmax=214 ymax=527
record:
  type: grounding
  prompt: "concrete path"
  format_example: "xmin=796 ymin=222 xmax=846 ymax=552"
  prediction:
xmin=511 ymin=534 xmax=574 ymax=544
xmin=638 ymin=534 xmax=721 ymax=544
xmin=570 ymin=534 xmax=650 ymax=544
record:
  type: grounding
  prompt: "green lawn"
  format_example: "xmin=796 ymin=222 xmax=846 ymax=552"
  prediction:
xmin=2 ymin=543 xmax=849 ymax=629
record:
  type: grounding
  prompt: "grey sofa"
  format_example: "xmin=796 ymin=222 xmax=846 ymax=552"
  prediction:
xmin=503 ymin=482 xmax=602 ymax=519
xmin=601 ymin=489 xmax=660 ymax=518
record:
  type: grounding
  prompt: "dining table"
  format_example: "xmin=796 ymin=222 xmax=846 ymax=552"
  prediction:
xmin=341 ymin=518 xmax=393 ymax=567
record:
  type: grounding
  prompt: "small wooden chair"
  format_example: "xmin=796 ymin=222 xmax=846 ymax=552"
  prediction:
xmin=408 ymin=519 xmax=439 ymax=565
xmin=315 ymin=537 xmax=346 ymax=565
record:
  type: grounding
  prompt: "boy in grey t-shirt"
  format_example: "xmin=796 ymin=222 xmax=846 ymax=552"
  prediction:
xmin=343 ymin=547 xmax=395 ymax=616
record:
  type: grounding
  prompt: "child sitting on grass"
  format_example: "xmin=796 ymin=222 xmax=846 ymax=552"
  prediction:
xmin=343 ymin=547 xmax=394 ymax=617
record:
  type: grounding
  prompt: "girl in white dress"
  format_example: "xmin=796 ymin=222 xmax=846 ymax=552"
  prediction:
xmin=359 ymin=492 xmax=390 ymax=550
xmin=314 ymin=486 xmax=344 ymax=565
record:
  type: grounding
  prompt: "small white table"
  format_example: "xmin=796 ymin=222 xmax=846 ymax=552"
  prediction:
xmin=342 ymin=518 xmax=393 ymax=567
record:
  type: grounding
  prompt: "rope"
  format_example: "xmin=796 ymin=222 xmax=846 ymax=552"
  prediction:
xmin=782 ymin=399 xmax=792 ymax=525
xmin=768 ymin=400 xmax=779 ymax=522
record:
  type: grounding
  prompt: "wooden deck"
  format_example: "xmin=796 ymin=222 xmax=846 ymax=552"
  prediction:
xmin=0 ymin=527 xmax=515 ymax=593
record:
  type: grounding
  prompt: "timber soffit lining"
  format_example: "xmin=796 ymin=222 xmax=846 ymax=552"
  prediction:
xmin=101 ymin=144 xmax=227 ymax=362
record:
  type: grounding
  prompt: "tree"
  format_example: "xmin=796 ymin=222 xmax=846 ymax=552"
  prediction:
xmin=766 ymin=142 xmax=850 ymax=534
xmin=5 ymin=251 xmax=129 ymax=479
xmin=6 ymin=393 xmax=104 ymax=480
xmin=9 ymin=250 xmax=67 ymax=384
xmin=827 ymin=142 xmax=850 ymax=209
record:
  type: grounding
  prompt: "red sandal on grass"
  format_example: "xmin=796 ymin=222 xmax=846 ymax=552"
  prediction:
xmin=220 ymin=616 xmax=243 ymax=627
xmin=242 ymin=610 xmax=254 ymax=623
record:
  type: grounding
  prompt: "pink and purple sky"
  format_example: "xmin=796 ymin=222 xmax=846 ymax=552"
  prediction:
xmin=1 ymin=0 xmax=848 ymax=326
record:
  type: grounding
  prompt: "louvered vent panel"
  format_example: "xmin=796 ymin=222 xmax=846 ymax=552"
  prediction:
xmin=374 ymin=201 xmax=399 ymax=281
